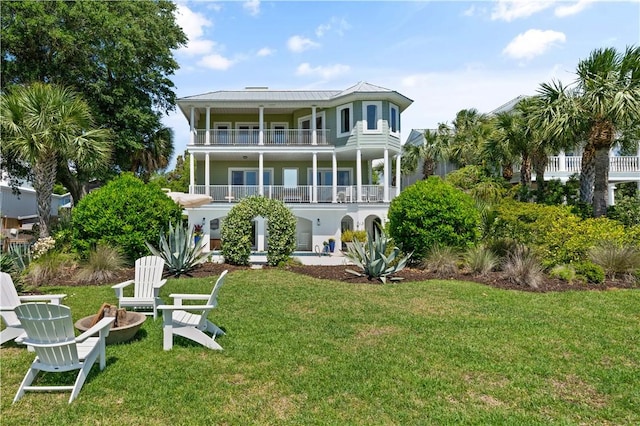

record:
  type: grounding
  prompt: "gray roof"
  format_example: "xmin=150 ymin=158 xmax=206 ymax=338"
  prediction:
xmin=489 ymin=95 xmax=529 ymax=115
xmin=179 ymin=81 xmax=413 ymax=110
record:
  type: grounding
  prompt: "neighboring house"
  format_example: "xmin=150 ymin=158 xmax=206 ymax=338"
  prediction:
xmin=0 ymin=174 xmax=71 ymax=232
xmin=404 ymin=96 xmax=640 ymax=204
xmin=176 ymin=82 xmax=413 ymax=253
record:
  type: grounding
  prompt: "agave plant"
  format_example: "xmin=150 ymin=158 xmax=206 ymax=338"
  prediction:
xmin=146 ymin=221 xmax=209 ymax=277
xmin=344 ymin=228 xmax=412 ymax=283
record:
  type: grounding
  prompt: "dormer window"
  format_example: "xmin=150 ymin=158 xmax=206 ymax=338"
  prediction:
xmin=362 ymin=101 xmax=382 ymax=133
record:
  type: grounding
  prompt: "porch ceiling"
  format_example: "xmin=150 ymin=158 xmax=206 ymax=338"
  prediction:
xmin=190 ymin=147 xmax=396 ymax=162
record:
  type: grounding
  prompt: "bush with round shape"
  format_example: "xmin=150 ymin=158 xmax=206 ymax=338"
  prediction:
xmin=221 ymin=196 xmax=296 ymax=266
xmin=388 ymin=177 xmax=480 ymax=261
xmin=573 ymin=261 xmax=605 ymax=284
xmin=71 ymin=173 xmax=183 ymax=262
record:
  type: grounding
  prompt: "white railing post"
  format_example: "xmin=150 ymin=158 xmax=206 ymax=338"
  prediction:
xmin=383 ymin=149 xmax=389 ymax=203
xmin=558 ymin=151 xmax=566 ymax=172
xmin=189 ymin=152 xmax=195 ymax=191
xmin=189 ymin=106 xmax=195 ymax=145
xmin=356 ymin=149 xmax=363 ymax=202
xmin=395 ymin=154 xmax=401 ymax=195
xmin=312 ymin=106 xmax=317 ymax=146
xmin=205 ymin=153 xmax=210 ymax=196
xmin=259 ymin=153 xmax=264 ymax=196
xmin=332 ymin=152 xmax=337 ymax=203
xmin=205 ymin=107 xmax=211 ymax=145
xmin=259 ymin=106 xmax=264 ymax=146
xmin=312 ymin=152 xmax=318 ymax=203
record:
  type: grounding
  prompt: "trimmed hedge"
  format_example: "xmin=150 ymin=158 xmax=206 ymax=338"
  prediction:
xmin=221 ymin=196 xmax=296 ymax=266
xmin=71 ymin=173 xmax=183 ymax=262
xmin=388 ymin=177 xmax=480 ymax=261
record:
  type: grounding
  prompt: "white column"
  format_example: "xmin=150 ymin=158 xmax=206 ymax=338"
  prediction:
xmin=368 ymin=160 xmax=373 ymax=184
xmin=356 ymin=149 xmax=362 ymax=202
xmin=259 ymin=106 xmax=264 ymax=146
xmin=332 ymin=152 xmax=338 ymax=203
xmin=395 ymin=154 xmax=402 ymax=196
xmin=259 ymin=153 xmax=264 ymax=196
xmin=256 ymin=217 xmax=265 ymax=251
xmin=189 ymin=152 xmax=195 ymax=192
xmin=189 ymin=107 xmax=195 ymax=145
xmin=205 ymin=107 xmax=211 ymax=145
xmin=608 ymin=184 xmax=616 ymax=206
xmin=312 ymin=152 xmax=318 ymax=203
xmin=558 ymin=150 xmax=566 ymax=172
xmin=205 ymin=153 xmax=210 ymax=196
xmin=311 ymin=106 xmax=317 ymax=145
xmin=383 ymin=149 xmax=389 ymax=202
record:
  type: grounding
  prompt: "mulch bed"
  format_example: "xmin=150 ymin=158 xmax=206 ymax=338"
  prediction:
xmin=45 ymin=262 xmax=638 ymax=293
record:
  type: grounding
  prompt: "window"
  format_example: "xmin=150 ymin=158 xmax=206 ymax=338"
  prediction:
xmin=214 ymin=123 xmax=231 ymax=144
xmin=389 ymin=104 xmax=399 ymax=133
xmin=362 ymin=101 xmax=382 ymax=132
xmin=298 ymin=112 xmax=325 ymax=144
xmin=336 ymin=103 xmax=353 ymax=137
xmin=283 ymin=168 xmax=298 ymax=188
xmin=236 ymin=123 xmax=259 ymax=144
xmin=270 ymin=122 xmax=288 ymax=144
xmin=230 ymin=169 xmax=272 ymax=186
xmin=307 ymin=169 xmax=351 ymax=185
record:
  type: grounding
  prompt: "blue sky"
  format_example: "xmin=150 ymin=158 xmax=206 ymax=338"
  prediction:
xmin=163 ymin=0 xmax=640 ymax=168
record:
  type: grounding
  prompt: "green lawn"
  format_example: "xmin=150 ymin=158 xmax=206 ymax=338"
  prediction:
xmin=1 ymin=269 xmax=639 ymax=425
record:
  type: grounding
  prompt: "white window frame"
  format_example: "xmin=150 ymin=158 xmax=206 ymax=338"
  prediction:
xmin=229 ymin=168 xmax=274 ymax=186
xmin=213 ymin=122 xmax=232 ymax=144
xmin=362 ymin=101 xmax=382 ymax=133
xmin=389 ymin=103 xmax=399 ymax=135
xmin=235 ymin=122 xmax=260 ymax=144
xmin=270 ymin=122 xmax=289 ymax=144
xmin=306 ymin=168 xmax=352 ymax=185
xmin=283 ymin=168 xmax=299 ymax=188
xmin=297 ymin=111 xmax=326 ymax=130
xmin=336 ymin=103 xmax=353 ymax=138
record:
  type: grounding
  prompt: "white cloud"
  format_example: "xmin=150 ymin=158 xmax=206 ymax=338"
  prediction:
xmin=257 ymin=47 xmax=275 ymax=57
xmin=503 ymin=29 xmax=566 ymax=60
xmin=287 ymin=35 xmax=321 ymax=53
xmin=463 ymin=5 xmax=476 ymax=17
xmin=554 ymin=0 xmax=594 ymax=17
xmin=198 ymin=54 xmax=236 ymax=70
xmin=243 ymin=0 xmax=260 ymax=16
xmin=296 ymin=63 xmax=350 ymax=80
xmin=175 ymin=4 xmax=214 ymax=56
xmin=491 ymin=0 xmax=556 ymax=21
xmin=315 ymin=17 xmax=351 ymax=37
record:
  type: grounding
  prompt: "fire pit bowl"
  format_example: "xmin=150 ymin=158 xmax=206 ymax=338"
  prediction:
xmin=75 ymin=312 xmax=146 ymax=345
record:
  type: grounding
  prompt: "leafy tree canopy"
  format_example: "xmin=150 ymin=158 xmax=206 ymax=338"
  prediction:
xmin=1 ymin=0 xmax=187 ymax=192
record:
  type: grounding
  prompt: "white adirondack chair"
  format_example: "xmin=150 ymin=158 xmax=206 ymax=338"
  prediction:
xmin=13 ymin=303 xmax=114 ymax=404
xmin=158 ymin=270 xmax=228 ymax=350
xmin=112 ymin=255 xmax=166 ymax=319
xmin=0 ymin=272 xmax=66 ymax=345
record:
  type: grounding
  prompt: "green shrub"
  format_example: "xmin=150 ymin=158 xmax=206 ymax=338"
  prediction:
xmin=444 ymin=165 xmax=487 ymax=190
xmin=146 ymin=220 xmax=209 ymax=277
xmin=607 ymin=195 xmax=640 ymax=228
xmin=341 ymin=229 xmax=367 ymax=243
xmin=344 ymin=228 xmax=412 ymax=283
xmin=388 ymin=177 xmax=480 ymax=261
xmin=221 ymin=196 xmax=296 ymax=266
xmin=549 ymin=264 xmax=577 ymax=284
xmin=422 ymin=245 xmax=460 ymax=275
xmin=464 ymin=244 xmax=499 ymax=276
xmin=588 ymin=241 xmax=640 ymax=280
xmin=72 ymin=173 xmax=183 ymax=262
xmin=75 ymin=244 xmax=125 ymax=284
xmin=573 ymin=261 xmax=605 ymax=284
xmin=490 ymin=200 xmax=627 ymax=267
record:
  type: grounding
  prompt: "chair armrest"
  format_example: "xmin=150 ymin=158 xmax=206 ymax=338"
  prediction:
xmin=18 ymin=294 xmax=66 ymax=305
xmin=112 ymin=280 xmax=134 ymax=289
xmin=76 ymin=317 xmax=115 ymax=342
xmin=153 ymin=279 xmax=167 ymax=289
xmin=158 ymin=304 xmax=214 ymax=312
xmin=168 ymin=294 xmax=210 ymax=306
xmin=112 ymin=280 xmax=134 ymax=298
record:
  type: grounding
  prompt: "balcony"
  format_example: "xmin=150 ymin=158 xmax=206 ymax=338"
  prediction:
xmin=190 ymin=185 xmax=395 ymax=204
xmin=193 ymin=129 xmax=330 ymax=146
xmin=544 ymin=155 xmax=640 ymax=181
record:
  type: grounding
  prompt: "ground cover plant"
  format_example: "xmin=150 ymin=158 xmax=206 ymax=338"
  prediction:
xmin=1 ymin=269 xmax=638 ymax=425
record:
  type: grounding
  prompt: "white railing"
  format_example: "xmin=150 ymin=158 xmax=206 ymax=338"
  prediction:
xmin=545 ymin=156 xmax=639 ymax=174
xmin=190 ymin=185 xmax=395 ymax=204
xmin=193 ymin=129 xmax=330 ymax=146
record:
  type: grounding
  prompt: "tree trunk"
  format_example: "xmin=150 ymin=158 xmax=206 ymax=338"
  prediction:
xmin=579 ymin=144 xmax=596 ymax=204
xmin=533 ymin=152 xmax=548 ymax=197
xmin=593 ymin=147 xmax=610 ymax=217
xmin=423 ymin=158 xmax=435 ymax=178
xmin=520 ymin=155 xmax=532 ymax=187
xmin=502 ymin=163 xmax=514 ymax=181
xmin=33 ymin=154 xmax=58 ymax=238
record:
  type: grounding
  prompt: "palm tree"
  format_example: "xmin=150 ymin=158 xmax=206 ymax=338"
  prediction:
xmin=531 ymin=46 xmax=640 ymax=216
xmin=402 ymin=129 xmax=447 ymax=180
xmin=1 ymin=83 xmax=112 ymax=237
xmin=486 ymin=110 xmax=529 ymax=185
xmin=130 ymin=125 xmax=175 ymax=182
xmin=446 ymin=109 xmax=494 ymax=168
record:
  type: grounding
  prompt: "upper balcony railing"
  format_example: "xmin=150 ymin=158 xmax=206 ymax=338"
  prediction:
xmin=190 ymin=184 xmax=395 ymax=204
xmin=193 ymin=129 xmax=330 ymax=146
xmin=546 ymin=156 xmax=640 ymax=174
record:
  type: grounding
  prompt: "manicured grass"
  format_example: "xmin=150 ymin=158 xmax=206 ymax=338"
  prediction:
xmin=1 ymin=269 xmax=639 ymax=425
